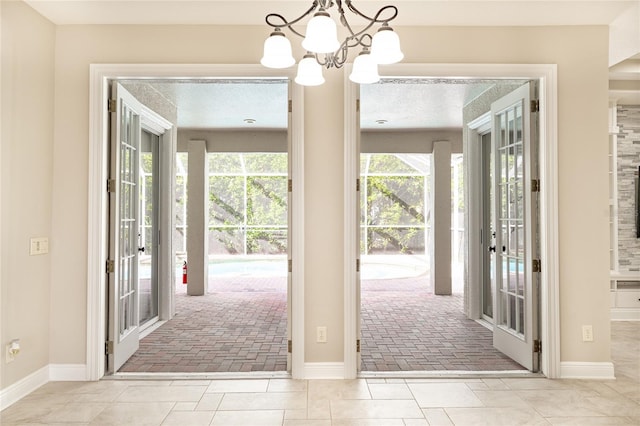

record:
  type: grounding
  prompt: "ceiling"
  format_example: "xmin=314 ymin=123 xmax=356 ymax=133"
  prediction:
xmin=23 ymin=0 xmax=637 ymax=26
xmin=122 ymin=79 xmax=290 ymax=130
xmin=25 ymin=0 xmax=639 ymax=128
xmin=121 ymin=78 xmax=527 ymax=130
xmin=360 ymin=79 xmax=523 ymax=130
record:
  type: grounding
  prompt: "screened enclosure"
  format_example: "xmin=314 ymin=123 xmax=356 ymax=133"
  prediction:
xmin=359 ymin=153 xmax=465 ymax=283
xmin=207 ymin=152 xmax=288 ymax=256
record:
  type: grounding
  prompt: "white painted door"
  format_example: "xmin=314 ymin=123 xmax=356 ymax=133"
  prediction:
xmin=491 ymin=82 xmax=540 ymax=371
xmin=108 ymin=83 xmax=145 ymax=372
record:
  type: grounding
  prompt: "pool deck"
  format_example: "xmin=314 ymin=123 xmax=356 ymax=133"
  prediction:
xmin=120 ymin=275 xmax=523 ymax=373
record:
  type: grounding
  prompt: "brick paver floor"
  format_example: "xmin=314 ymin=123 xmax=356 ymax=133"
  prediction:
xmin=119 ymin=276 xmax=288 ymax=373
xmin=360 ymin=276 xmax=525 ymax=371
xmin=120 ymin=274 xmax=524 ymax=373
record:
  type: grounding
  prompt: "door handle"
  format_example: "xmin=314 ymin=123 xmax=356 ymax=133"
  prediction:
xmin=138 ymin=246 xmax=145 ymax=253
xmin=488 ymin=245 xmax=496 ymax=253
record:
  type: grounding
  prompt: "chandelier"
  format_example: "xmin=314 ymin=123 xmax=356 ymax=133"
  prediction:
xmin=260 ymin=0 xmax=403 ymax=86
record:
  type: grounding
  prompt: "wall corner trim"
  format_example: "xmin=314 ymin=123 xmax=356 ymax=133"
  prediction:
xmin=303 ymin=362 xmax=346 ymax=379
xmin=559 ymin=361 xmax=616 ymax=380
xmin=0 ymin=366 xmax=49 ymax=411
xmin=49 ymin=364 xmax=88 ymax=382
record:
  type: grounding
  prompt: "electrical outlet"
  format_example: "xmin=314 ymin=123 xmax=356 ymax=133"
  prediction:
xmin=30 ymin=237 xmax=49 ymax=255
xmin=317 ymin=326 xmax=327 ymax=343
xmin=582 ymin=325 xmax=594 ymax=342
xmin=6 ymin=340 xmax=20 ymax=363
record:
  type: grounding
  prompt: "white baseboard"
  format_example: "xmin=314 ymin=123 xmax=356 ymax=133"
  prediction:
xmin=611 ymin=308 xmax=640 ymax=321
xmin=560 ymin=362 xmax=615 ymax=380
xmin=303 ymin=362 xmax=345 ymax=379
xmin=0 ymin=365 xmax=49 ymax=411
xmin=49 ymin=364 xmax=88 ymax=382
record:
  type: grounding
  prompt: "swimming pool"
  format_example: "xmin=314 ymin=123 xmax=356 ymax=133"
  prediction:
xmin=142 ymin=255 xmax=431 ymax=280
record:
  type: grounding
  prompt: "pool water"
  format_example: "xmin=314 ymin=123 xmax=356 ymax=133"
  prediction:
xmin=141 ymin=255 xmax=432 ymax=280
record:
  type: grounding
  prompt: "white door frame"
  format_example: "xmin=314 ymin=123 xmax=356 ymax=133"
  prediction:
xmin=466 ymin=114 xmax=492 ymax=322
xmin=88 ymin=64 xmax=305 ymax=380
xmin=343 ymin=63 xmax=559 ymax=379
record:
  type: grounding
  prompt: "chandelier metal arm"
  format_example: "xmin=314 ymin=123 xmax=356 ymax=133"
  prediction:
xmin=345 ymin=1 xmax=398 ymax=24
xmin=262 ymin=0 xmax=402 ymax=82
xmin=318 ymin=32 xmax=371 ymax=69
xmin=265 ymin=1 xmax=399 ymax=44
xmin=265 ymin=1 xmax=319 ymax=38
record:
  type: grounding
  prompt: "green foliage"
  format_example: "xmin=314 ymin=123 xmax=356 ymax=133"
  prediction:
xmin=209 ymin=176 xmax=244 ymax=226
xmin=208 ymin=153 xmax=288 ymax=255
xmin=363 ymin=175 xmax=426 ymax=254
xmin=243 ymin=153 xmax=287 ymax=174
xmin=247 ymin=176 xmax=287 ymax=226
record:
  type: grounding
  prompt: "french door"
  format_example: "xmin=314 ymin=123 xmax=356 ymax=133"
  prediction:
xmin=107 ymin=83 xmax=145 ymax=372
xmin=490 ymin=82 xmax=540 ymax=371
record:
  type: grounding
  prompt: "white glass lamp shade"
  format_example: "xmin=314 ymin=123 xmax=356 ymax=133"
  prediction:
xmin=295 ymin=54 xmax=325 ymax=86
xmin=349 ymin=51 xmax=380 ymax=84
xmin=261 ymin=30 xmax=296 ymax=69
xmin=370 ymin=26 xmax=404 ymax=65
xmin=301 ymin=11 xmax=340 ymax=54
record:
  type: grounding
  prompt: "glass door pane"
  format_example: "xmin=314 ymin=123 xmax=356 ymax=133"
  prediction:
xmin=139 ymin=130 xmax=159 ymax=327
xmin=481 ymin=132 xmax=494 ymax=319
xmin=108 ymin=83 xmax=143 ymax=372
xmin=496 ymin=104 xmax=525 ymax=336
xmin=491 ymin=82 xmax=538 ymax=371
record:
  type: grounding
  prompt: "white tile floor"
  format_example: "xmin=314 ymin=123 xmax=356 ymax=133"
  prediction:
xmin=1 ymin=322 xmax=638 ymax=425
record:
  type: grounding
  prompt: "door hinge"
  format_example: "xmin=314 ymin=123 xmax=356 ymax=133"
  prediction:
xmin=530 ymin=99 xmax=539 ymax=113
xmin=356 ymin=99 xmax=360 ymax=113
xmin=288 ymin=340 xmax=292 ymax=353
xmin=288 ymin=259 xmax=292 ymax=273
xmin=356 ymin=258 xmax=360 ymax=273
xmin=356 ymin=178 xmax=360 ymax=192
xmin=108 ymin=99 xmax=117 ymax=113
xmin=107 ymin=179 xmax=116 ymax=193
xmin=356 ymin=339 xmax=361 ymax=353
xmin=105 ymin=341 xmax=114 ymax=355
xmin=106 ymin=259 xmax=115 ymax=274
xmin=288 ymin=179 xmax=292 ymax=192
xmin=531 ymin=179 xmax=540 ymax=193
xmin=288 ymin=99 xmax=292 ymax=113
xmin=532 ymin=259 xmax=541 ymax=273
xmin=533 ymin=339 xmax=542 ymax=353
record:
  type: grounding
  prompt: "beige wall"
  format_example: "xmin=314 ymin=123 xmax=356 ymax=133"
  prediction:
xmin=0 ymin=6 xmax=612 ymax=388
xmin=1 ymin=0 xmax=55 ymax=389
xmin=361 ymin=130 xmax=463 ymax=153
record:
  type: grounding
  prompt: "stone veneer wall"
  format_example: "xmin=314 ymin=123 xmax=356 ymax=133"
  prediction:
xmin=617 ymin=105 xmax=640 ymax=272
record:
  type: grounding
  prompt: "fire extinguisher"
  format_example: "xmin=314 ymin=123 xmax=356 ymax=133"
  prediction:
xmin=182 ymin=261 xmax=188 ymax=284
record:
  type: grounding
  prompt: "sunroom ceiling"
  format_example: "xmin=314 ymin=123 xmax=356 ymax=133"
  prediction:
xmin=121 ymin=79 xmax=525 ymax=130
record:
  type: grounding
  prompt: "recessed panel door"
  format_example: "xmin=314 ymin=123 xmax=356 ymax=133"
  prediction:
xmin=491 ymin=82 xmax=539 ymax=371
xmin=108 ymin=83 xmax=145 ymax=372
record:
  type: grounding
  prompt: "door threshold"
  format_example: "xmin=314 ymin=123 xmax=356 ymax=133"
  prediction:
xmin=358 ymin=370 xmax=542 ymax=379
xmin=139 ymin=319 xmax=165 ymax=339
xmin=105 ymin=371 xmax=291 ymax=381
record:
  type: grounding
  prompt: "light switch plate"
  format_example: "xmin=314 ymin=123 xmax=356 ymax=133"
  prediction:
xmin=317 ymin=326 xmax=327 ymax=343
xmin=30 ymin=237 xmax=49 ymax=255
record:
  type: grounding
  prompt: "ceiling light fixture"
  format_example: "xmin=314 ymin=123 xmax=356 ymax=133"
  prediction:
xmin=261 ymin=0 xmax=403 ymax=86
